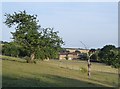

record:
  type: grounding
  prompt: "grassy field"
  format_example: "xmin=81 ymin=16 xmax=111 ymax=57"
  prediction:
xmin=2 ymin=56 xmax=118 ymax=87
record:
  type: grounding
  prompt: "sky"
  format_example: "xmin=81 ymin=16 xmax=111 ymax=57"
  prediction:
xmin=2 ymin=2 xmax=118 ymax=49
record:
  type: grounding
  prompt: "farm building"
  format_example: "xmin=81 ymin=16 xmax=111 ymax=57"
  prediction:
xmin=59 ymin=48 xmax=89 ymax=60
xmin=59 ymin=52 xmax=78 ymax=60
xmin=59 ymin=52 xmax=68 ymax=60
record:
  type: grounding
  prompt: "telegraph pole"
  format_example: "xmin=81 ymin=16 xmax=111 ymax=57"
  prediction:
xmin=80 ymin=41 xmax=91 ymax=78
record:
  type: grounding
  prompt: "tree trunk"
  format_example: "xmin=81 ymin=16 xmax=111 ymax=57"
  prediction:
xmin=88 ymin=56 xmax=91 ymax=78
xmin=30 ymin=52 xmax=35 ymax=63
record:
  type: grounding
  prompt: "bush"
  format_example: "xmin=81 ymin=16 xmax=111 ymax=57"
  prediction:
xmin=79 ymin=67 xmax=87 ymax=73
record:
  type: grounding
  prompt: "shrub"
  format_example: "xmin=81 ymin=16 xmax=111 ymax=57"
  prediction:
xmin=79 ymin=67 xmax=87 ymax=73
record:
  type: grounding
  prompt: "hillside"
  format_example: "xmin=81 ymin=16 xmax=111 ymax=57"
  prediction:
xmin=2 ymin=56 xmax=118 ymax=87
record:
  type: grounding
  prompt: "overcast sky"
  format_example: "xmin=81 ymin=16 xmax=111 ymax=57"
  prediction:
xmin=2 ymin=2 xmax=118 ymax=49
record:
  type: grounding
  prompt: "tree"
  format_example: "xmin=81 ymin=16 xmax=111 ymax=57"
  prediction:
xmin=111 ymin=48 xmax=120 ymax=68
xmin=89 ymin=49 xmax=99 ymax=62
xmin=109 ymin=47 xmax=120 ymax=89
xmin=4 ymin=11 xmax=64 ymax=63
xmin=35 ymin=28 xmax=64 ymax=60
xmin=90 ymin=54 xmax=98 ymax=62
xmin=2 ymin=42 xmax=20 ymax=57
xmin=98 ymin=45 xmax=118 ymax=65
xmin=89 ymin=49 xmax=96 ymax=53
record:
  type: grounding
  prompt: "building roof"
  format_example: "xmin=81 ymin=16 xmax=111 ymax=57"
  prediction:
xmin=59 ymin=52 xmax=77 ymax=55
xmin=68 ymin=52 xmax=77 ymax=55
xmin=59 ymin=52 xmax=68 ymax=55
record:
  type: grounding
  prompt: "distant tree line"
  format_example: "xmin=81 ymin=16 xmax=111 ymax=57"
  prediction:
xmin=0 ymin=41 xmax=8 ymax=44
xmin=2 ymin=43 xmax=119 ymax=68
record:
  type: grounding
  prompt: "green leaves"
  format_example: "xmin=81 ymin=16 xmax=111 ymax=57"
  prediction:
xmin=98 ymin=45 xmax=119 ymax=68
xmin=4 ymin=11 xmax=64 ymax=61
xmin=2 ymin=42 xmax=20 ymax=57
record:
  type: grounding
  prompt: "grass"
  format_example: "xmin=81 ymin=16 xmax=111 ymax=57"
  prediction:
xmin=0 ymin=55 xmax=26 ymax=62
xmin=2 ymin=56 xmax=118 ymax=87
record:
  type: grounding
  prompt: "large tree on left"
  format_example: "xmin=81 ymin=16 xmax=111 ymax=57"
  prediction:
xmin=4 ymin=11 xmax=41 ymax=63
xmin=4 ymin=11 xmax=64 ymax=63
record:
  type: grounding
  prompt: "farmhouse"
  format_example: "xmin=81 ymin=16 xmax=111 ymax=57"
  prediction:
xmin=67 ymin=52 xmax=79 ymax=60
xmin=59 ymin=52 xmax=68 ymax=60
xmin=59 ymin=48 xmax=89 ymax=60
xmin=59 ymin=52 xmax=78 ymax=60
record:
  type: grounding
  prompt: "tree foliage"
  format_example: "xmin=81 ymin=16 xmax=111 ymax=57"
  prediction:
xmin=98 ymin=45 xmax=119 ymax=68
xmin=4 ymin=11 xmax=64 ymax=62
xmin=2 ymin=42 xmax=19 ymax=57
xmin=90 ymin=54 xmax=98 ymax=62
xmin=111 ymin=48 xmax=120 ymax=68
xmin=2 ymin=42 xmax=29 ymax=58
